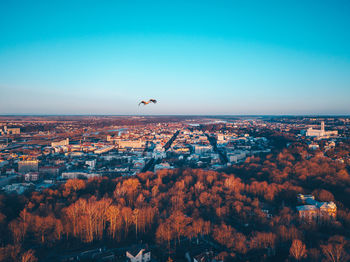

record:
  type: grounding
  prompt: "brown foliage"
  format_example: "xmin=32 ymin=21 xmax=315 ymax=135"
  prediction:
xmin=289 ymin=239 xmax=306 ymax=261
xmin=321 ymin=236 xmax=349 ymax=262
xmin=21 ymin=249 xmax=38 ymax=262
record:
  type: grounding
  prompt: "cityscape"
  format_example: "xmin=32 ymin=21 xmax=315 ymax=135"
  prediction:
xmin=1 ymin=1 xmax=350 ymax=261
xmin=0 ymin=116 xmax=349 ymax=261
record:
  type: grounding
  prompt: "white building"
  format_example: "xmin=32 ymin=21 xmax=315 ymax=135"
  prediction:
xmin=227 ymin=150 xmax=247 ymax=163
xmin=193 ymin=145 xmax=212 ymax=154
xmin=152 ymin=151 xmax=167 ymax=159
xmin=94 ymin=146 xmax=115 ymax=154
xmin=309 ymin=143 xmax=319 ymax=150
xmin=85 ymin=159 xmax=96 ymax=169
xmin=306 ymin=121 xmax=338 ymax=138
xmin=61 ymin=172 xmax=101 ymax=179
xmin=118 ymin=140 xmax=146 ymax=149
xmin=24 ymin=172 xmax=39 ymax=182
xmin=296 ymin=194 xmax=337 ymax=222
xmin=154 ymin=162 xmax=173 ymax=171
xmin=51 ymin=138 xmax=69 ymax=147
xmin=126 ymin=246 xmax=151 ymax=262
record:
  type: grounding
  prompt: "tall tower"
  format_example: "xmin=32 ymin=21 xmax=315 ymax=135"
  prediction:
xmin=321 ymin=121 xmax=325 ymax=131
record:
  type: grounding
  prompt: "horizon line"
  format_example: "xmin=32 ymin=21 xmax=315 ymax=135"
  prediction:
xmin=0 ymin=114 xmax=350 ymax=117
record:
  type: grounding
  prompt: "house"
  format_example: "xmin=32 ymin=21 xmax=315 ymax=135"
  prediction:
xmin=126 ymin=245 xmax=151 ymax=262
xmin=194 ymin=251 xmax=213 ymax=262
xmin=318 ymin=201 xmax=337 ymax=219
xmin=296 ymin=205 xmax=319 ymax=221
xmin=297 ymin=194 xmax=315 ymax=204
xmin=185 ymin=242 xmax=219 ymax=262
xmin=296 ymin=194 xmax=337 ymax=222
xmin=24 ymin=172 xmax=40 ymax=182
xmin=39 ymin=165 xmax=62 ymax=176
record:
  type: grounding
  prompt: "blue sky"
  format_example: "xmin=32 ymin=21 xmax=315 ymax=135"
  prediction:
xmin=0 ymin=0 xmax=350 ymax=115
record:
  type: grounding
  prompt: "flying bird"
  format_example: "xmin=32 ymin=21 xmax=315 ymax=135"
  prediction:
xmin=139 ymin=99 xmax=157 ymax=106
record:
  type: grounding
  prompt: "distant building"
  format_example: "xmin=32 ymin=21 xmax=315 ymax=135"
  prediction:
xmin=154 ymin=162 xmax=173 ymax=171
xmin=51 ymin=138 xmax=69 ymax=147
xmin=39 ymin=166 xmax=62 ymax=176
xmin=67 ymin=151 xmax=84 ymax=157
xmin=185 ymin=248 xmax=217 ymax=262
xmin=306 ymin=121 xmax=338 ymax=138
xmin=296 ymin=194 xmax=337 ymax=222
xmin=193 ymin=145 xmax=212 ymax=154
xmin=2 ymin=183 xmax=34 ymax=194
xmin=7 ymin=127 xmax=20 ymax=135
xmin=133 ymin=159 xmax=145 ymax=169
xmin=308 ymin=143 xmax=319 ymax=150
xmin=118 ymin=140 xmax=146 ymax=149
xmin=0 ymin=160 xmax=9 ymax=167
xmin=126 ymin=245 xmax=151 ymax=262
xmin=152 ymin=150 xmax=166 ymax=159
xmin=85 ymin=159 xmax=96 ymax=169
xmin=24 ymin=172 xmax=40 ymax=182
xmin=18 ymin=160 xmax=39 ymax=174
xmin=227 ymin=151 xmax=247 ymax=163
xmin=296 ymin=205 xmax=319 ymax=221
xmin=217 ymin=134 xmax=225 ymax=141
xmin=61 ymin=172 xmax=101 ymax=179
xmin=0 ymin=126 xmax=20 ymax=135
xmin=297 ymin=194 xmax=315 ymax=203
xmin=94 ymin=146 xmax=115 ymax=154
xmin=0 ymin=174 xmax=19 ymax=187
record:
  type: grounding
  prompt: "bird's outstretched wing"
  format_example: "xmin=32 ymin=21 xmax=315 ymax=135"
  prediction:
xmin=139 ymin=99 xmax=156 ymax=106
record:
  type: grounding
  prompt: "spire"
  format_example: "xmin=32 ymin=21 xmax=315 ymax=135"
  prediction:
xmin=321 ymin=121 xmax=325 ymax=131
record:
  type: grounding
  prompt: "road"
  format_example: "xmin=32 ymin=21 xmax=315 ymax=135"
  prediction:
xmin=141 ymin=130 xmax=180 ymax=173
xmin=163 ymin=130 xmax=180 ymax=151
xmin=205 ymin=134 xmax=229 ymax=164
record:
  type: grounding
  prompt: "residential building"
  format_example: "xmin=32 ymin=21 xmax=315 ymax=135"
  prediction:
xmin=118 ymin=140 xmax=146 ymax=149
xmin=296 ymin=194 xmax=337 ymax=222
xmin=94 ymin=146 xmax=115 ymax=154
xmin=39 ymin=166 xmax=62 ymax=176
xmin=0 ymin=126 xmax=20 ymax=135
xmin=18 ymin=160 xmax=39 ymax=174
xmin=126 ymin=246 xmax=151 ymax=262
xmin=61 ymin=172 xmax=101 ymax=179
xmin=24 ymin=172 xmax=40 ymax=182
xmin=85 ymin=159 xmax=96 ymax=169
xmin=51 ymin=138 xmax=69 ymax=147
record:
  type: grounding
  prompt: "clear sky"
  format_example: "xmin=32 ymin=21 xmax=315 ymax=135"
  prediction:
xmin=1 ymin=0 xmax=350 ymax=115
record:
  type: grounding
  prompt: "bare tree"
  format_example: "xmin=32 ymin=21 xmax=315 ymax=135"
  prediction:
xmin=289 ymin=239 xmax=306 ymax=261
xmin=21 ymin=249 xmax=38 ymax=262
xmin=321 ymin=236 xmax=349 ymax=262
xmin=133 ymin=208 xmax=140 ymax=239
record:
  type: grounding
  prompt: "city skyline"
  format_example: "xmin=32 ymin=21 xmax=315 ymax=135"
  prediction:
xmin=1 ymin=1 xmax=350 ymax=115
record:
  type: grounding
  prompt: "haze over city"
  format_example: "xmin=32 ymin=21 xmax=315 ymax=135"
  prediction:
xmin=1 ymin=0 xmax=350 ymax=115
